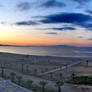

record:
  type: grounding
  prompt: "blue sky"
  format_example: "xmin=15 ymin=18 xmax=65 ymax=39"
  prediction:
xmin=0 ymin=0 xmax=92 ymax=46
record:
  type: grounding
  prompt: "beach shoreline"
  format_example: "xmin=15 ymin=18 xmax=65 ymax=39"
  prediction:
xmin=0 ymin=52 xmax=92 ymax=92
xmin=0 ymin=51 xmax=90 ymax=62
xmin=0 ymin=51 xmax=92 ymax=77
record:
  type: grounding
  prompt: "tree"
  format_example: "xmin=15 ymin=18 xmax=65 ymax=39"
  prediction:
xmin=56 ymin=81 xmax=64 ymax=92
xmin=50 ymin=72 xmax=53 ymax=79
xmin=10 ymin=72 xmax=16 ymax=82
xmin=20 ymin=55 xmax=30 ymax=73
xmin=21 ymin=63 xmax=25 ymax=72
xmin=26 ymin=80 xmax=33 ymax=89
xmin=39 ymin=81 xmax=47 ymax=92
xmin=86 ymin=60 xmax=89 ymax=67
xmin=34 ymin=69 xmax=38 ymax=75
xmin=26 ymin=64 xmax=29 ymax=72
xmin=0 ymin=64 xmax=5 ymax=78
xmin=71 ymin=73 xmax=76 ymax=81
xmin=16 ymin=76 xmax=22 ymax=85
xmin=59 ymin=73 xmax=63 ymax=81
xmin=19 ymin=58 xmax=26 ymax=73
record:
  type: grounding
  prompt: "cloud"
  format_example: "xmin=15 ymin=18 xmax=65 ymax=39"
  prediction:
xmin=0 ymin=22 xmax=5 ymax=24
xmin=50 ymin=27 xmax=76 ymax=31
xmin=77 ymin=36 xmax=83 ymax=38
xmin=88 ymin=38 xmax=92 ymax=40
xmin=40 ymin=13 xmax=91 ymax=23
xmin=38 ymin=26 xmax=76 ymax=31
xmin=40 ymin=0 xmax=65 ymax=8
xmin=17 ymin=0 xmax=65 ymax=11
xmin=72 ymin=0 xmax=90 ymax=4
xmin=71 ymin=0 xmax=91 ymax=8
xmin=80 ymin=23 xmax=92 ymax=30
xmin=39 ymin=12 xmax=92 ymax=31
xmin=45 ymin=32 xmax=58 ymax=35
xmin=17 ymin=2 xmax=31 ymax=11
xmin=86 ymin=10 xmax=92 ymax=15
xmin=0 ymin=3 xmax=4 ymax=7
xmin=16 ymin=21 xmax=38 ymax=26
xmin=0 ymin=5 xmax=2 ymax=7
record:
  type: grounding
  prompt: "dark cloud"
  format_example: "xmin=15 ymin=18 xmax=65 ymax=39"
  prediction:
xmin=40 ymin=13 xmax=91 ymax=23
xmin=17 ymin=0 xmax=65 ymax=11
xmin=80 ymin=23 xmax=92 ymax=30
xmin=16 ymin=21 xmax=38 ymax=26
xmin=88 ymin=38 xmax=92 ymax=40
xmin=45 ymin=32 xmax=58 ymax=35
xmin=86 ymin=10 xmax=92 ymax=15
xmin=38 ymin=26 xmax=75 ymax=31
xmin=50 ymin=27 xmax=76 ymax=31
xmin=72 ymin=0 xmax=90 ymax=4
xmin=39 ymin=12 xmax=92 ymax=31
xmin=17 ymin=2 xmax=31 ymax=11
xmin=40 ymin=0 xmax=65 ymax=8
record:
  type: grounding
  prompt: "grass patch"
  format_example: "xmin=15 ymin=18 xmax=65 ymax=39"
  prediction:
xmin=70 ymin=76 xmax=92 ymax=85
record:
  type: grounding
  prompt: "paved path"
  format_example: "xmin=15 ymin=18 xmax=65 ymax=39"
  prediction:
xmin=40 ymin=60 xmax=85 ymax=75
xmin=0 ymin=78 xmax=33 ymax=92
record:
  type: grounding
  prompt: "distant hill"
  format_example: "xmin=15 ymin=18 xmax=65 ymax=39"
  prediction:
xmin=0 ymin=44 xmax=12 ymax=46
xmin=49 ymin=45 xmax=92 ymax=48
xmin=49 ymin=45 xmax=75 ymax=48
xmin=0 ymin=44 xmax=92 ymax=49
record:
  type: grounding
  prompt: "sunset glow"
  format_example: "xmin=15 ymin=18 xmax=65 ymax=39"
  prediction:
xmin=0 ymin=0 xmax=92 ymax=46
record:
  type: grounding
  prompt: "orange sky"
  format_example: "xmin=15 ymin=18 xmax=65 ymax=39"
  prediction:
xmin=0 ymin=21 xmax=92 ymax=46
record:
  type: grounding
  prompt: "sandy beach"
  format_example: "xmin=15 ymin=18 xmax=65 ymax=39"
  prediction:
xmin=0 ymin=52 xmax=92 ymax=78
xmin=0 ymin=52 xmax=92 ymax=92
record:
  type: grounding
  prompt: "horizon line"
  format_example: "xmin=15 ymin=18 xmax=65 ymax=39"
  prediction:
xmin=0 ymin=44 xmax=92 ymax=47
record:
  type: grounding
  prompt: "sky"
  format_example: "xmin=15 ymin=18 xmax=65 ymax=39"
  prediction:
xmin=0 ymin=0 xmax=92 ymax=46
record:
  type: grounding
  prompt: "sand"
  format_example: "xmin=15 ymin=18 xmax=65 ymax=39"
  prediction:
xmin=0 ymin=52 xmax=92 ymax=92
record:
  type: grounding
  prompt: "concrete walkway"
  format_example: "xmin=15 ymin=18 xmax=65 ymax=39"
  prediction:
xmin=0 ymin=78 xmax=33 ymax=92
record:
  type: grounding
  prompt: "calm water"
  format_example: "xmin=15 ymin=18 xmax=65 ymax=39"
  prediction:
xmin=0 ymin=46 xmax=92 ymax=57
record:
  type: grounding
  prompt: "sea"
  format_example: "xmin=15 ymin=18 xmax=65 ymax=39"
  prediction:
xmin=0 ymin=46 xmax=92 ymax=57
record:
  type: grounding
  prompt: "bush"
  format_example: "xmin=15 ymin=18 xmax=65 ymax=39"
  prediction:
xmin=71 ymin=76 xmax=92 ymax=85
